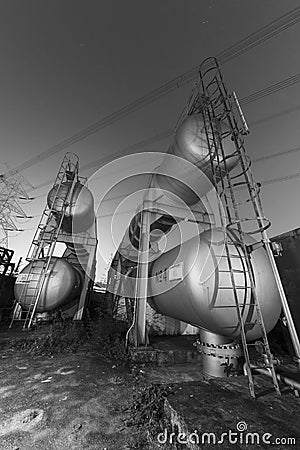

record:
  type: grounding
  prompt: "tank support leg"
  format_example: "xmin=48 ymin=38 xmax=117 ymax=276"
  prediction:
xmin=73 ymin=244 xmax=97 ymax=321
xmin=128 ymin=204 xmax=151 ymax=347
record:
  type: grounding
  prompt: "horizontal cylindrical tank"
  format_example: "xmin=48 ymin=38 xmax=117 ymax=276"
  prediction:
xmin=47 ymin=181 xmax=94 ymax=233
xmin=148 ymin=228 xmax=282 ymax=341
xmin=14 ymin=257 xmax=82 ymax=313
xmin=151 ymin=114 xmax=239 ymax=206
xmin=128 ymin=114 xmax=238 ymax=249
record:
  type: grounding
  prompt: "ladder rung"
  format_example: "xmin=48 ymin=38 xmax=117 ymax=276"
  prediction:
xmin=238 ymin=304 xmax=257 ymax=308
xmin=218 ymin=269 xmax=249 ymax=274
xmin=219 ymin=286 xmax=250 ymax=290
xmin=213 ymin=304 xmax=255 ymax=308
xmin=214 ymin=254 xmax=246 ymax=259
xmin=198 ymin=97 xmax=281 ymax=399
xmin=246 ymin=342 xmax=267 ymax=347
xmin=249 ymin=365 xmax=274 ymax=370
xmin=10 ymin=160 xmax=81 ymax=331
xmin=220 ymin=308 xmax=254 ymax=312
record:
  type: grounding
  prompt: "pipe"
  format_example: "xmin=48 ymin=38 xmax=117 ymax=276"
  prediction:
xmin=247 ymin=363 xmax=300 ymax=395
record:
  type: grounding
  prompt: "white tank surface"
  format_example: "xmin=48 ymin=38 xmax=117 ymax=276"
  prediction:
xmin=14 ymin=257 xmax=82 ymax=313
xmin=148 ymin=228 xmax=282 ymax=341
xmin=47 ymin=181 xmax=94 ymax=233
xmin=151 ymin=114 xmax=239 ymax=206
xmin=127 ymin=114 xmax=237 ymax=250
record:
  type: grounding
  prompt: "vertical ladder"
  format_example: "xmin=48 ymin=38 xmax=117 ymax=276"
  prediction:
xmin=194 ymin=57 xmax=281 ymax=397
xmin=10 ymin=153 xmax=80 ymax=329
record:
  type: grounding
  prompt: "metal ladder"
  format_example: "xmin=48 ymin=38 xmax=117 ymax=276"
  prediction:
xmin=10 ymin=153 xmax=80 ymax=329
xmin=193 ymin=57 xmax=281 ymax=398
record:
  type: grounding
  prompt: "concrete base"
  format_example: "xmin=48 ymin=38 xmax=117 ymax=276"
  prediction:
xmin=128 ymin=335 xmax=202 ymax=367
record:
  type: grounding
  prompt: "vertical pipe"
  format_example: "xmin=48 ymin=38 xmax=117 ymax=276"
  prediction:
xmin=126 ymin=199 xmax=152 ymax=347
xmin=15 ymin=257 xmax=22 ymax=273
xmin=73 ymin=244 xmax=97 ymax=321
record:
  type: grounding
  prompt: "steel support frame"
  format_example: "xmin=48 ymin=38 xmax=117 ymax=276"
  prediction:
xmin=126 ymin=198 xmax=214 ymax=348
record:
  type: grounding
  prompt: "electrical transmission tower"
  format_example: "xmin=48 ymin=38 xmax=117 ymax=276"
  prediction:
xmin=0 ymin=167 xmax=33 ymax=247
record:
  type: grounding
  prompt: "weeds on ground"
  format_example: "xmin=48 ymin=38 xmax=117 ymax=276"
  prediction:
xmin=3 ymin=310 xmax=130 ymax=362
xmin=93 ymin=315 xmax=129 ymax=364
xmin=124 ymin=383 xmax=175 ymax=434
xmin=6 ymin=314 xmax=92 ymax=356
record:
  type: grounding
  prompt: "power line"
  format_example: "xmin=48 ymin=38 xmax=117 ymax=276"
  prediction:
xmin=80 ymin=129 xmax=172 ymax=173
xmin=9 ymin=7 xmax=300 ymax=175
xmin=241 ymin=73 xmax=300 ymax=105
xmin=18 ymin=170 xmax=300 ymax=233
xmin=19 ymin=168 xmax=300 ymax=229
xmin=30 ymin=129 xmax=173 ymax=192
xmin=250 ymin=103 xmax=300 ymax=127
xmin=30 ymin=71 xmax=300 ymax=193
xmin=216 ymin=7 xmax=300 ymax=63
xmin=254 ymin=145 xmax=300 ymax=163
xmin=95 ymin=172 xmax=300 ymax=216
xmin=262 ymin=172 xmax=300 ymax=186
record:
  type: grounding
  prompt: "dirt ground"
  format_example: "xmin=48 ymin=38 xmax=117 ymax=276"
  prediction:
xmin=165 ymin=376 xmax=300 ymax=449
xmin=0 ymin=329 xmax=299 ymax=450
xmin=0 ymin=347 xmax=143 ymax=450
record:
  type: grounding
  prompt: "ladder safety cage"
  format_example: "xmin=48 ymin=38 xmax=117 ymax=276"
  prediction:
xmin=193 ymin=56 xmax=281 ymax=398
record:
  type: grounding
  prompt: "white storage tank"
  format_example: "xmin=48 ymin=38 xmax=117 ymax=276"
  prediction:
xmin=14 ymin=257 xmax=82 ymax=312
xmin=148 ymin=228 xmax=282 ymax=341
xmin=47 ymin=181 xmax=94 ymax=233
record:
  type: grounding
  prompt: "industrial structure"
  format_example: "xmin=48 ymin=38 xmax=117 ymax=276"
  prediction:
xmin=11 ymin=152 xmax=97 ymax=329
xmin=271 ymin=228 xmax=300 ymax=342
xmin=0 ymin=246 xmax=17 ymax=321
xmin=107 ymin=57 xmax=300 ymax=398
xmin=0 ymin=167 xmax=32 ymax=248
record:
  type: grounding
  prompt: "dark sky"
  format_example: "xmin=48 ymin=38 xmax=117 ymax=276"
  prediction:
xmin=1 ymin=1 xmax=300 ymax=276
